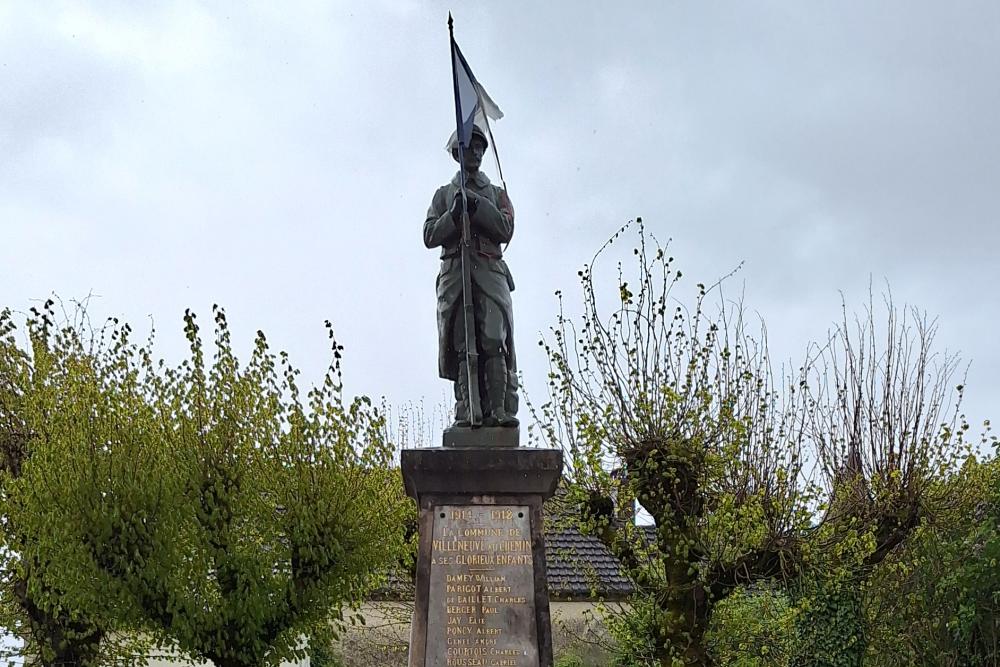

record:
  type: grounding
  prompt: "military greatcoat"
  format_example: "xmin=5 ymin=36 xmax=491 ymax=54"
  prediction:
xmin=423 ymin=170 xmax=516 ymax=384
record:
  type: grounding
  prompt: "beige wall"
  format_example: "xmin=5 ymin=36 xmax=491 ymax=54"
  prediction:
xmin=551 ymin=601 xmax=617 ymax=664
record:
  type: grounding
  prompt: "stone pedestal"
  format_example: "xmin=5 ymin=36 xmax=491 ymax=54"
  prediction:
xmin=401 ymin=446 xmax=563 ymax=667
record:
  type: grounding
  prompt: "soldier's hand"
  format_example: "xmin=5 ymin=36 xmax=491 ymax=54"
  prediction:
xmin=450 ymin=191 xmax=465 ymax=225
xmin=466 ymin=191 xmax=479 ymax=217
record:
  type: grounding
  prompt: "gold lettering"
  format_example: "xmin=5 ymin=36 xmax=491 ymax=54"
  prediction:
xmin=491 ymin=509 xmax=514 ymax=522
xmin=463 ymin=527 xmax=504 ymax=537
xmin=431 ymin=506 xmax=535 ymax=664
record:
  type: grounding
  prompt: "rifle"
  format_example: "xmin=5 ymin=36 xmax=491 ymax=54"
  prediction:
xmin=456 ymin=185 xmax=483 ymax=427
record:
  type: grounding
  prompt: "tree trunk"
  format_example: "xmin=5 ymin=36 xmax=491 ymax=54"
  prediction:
xmin=15 ymin=576 xmax=104 ymax=667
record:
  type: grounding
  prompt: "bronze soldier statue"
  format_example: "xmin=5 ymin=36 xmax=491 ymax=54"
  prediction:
xmin=424 ymin=125 xmax=518 ymax=429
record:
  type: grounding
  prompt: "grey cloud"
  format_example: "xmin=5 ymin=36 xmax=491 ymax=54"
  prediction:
xmin=1 ymin=1 xmax=996 ymax=440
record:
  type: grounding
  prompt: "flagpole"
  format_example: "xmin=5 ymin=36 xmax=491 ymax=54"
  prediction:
xmin=448 ymin=13 xmax=483 ymax=427
xmin=447 ymin=14 xmax=469 ymax=197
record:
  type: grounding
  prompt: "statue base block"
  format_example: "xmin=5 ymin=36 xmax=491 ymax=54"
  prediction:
xmin=443 ymin=424 xmax=520 ymax=448
xmin=401 ymin=447 xmax=563 ymax=667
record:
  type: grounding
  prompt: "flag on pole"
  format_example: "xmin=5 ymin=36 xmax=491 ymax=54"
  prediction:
xmin=446 ymin=30 xmax=503 ymax=152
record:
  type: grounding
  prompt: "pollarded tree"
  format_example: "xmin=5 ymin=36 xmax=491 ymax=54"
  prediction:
xmin=5 ymin=303 xmax=409 ymax=667
xmin=533 ymin=221 xmax=813 ymax=665
xmin=788 ymin=295 xmax=972 ymax=667
xmin=803 ymin=292 xmax=969 ymax=565
xmin=532 ymin=221 xmax=970 ymax=666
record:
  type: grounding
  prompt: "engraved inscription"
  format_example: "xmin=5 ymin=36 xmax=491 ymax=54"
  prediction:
xmin=426 ymin=505 xmax=538 ymax=667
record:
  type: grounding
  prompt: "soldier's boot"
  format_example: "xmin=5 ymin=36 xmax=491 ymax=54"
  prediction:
xmin=505 ymin=365 xmax=519 ymax=419
xmin=452 ymin=360 xmax=471 ymax=428
xmin=483 ymin=356 xmax=519 ymax=428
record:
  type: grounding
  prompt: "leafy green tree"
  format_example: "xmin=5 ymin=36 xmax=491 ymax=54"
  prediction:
xmin=0 ymin=302 xmax=128 ymax=666
xmin=532 ymin=221 xmax=971 ymax=666
xmin=706 ymin=585 xmax=797 ymax=667
xmin=3 ymin=302 xmax=408 ymax=667
xmin=863 ymin=452 xmax=999 ymax=666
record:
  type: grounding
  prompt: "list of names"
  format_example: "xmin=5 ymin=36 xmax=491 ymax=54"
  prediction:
xmin=425 ymin=505 xmax=538 ymax=667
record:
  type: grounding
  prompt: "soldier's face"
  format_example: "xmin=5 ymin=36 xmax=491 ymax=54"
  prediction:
xmin=458 ymin=139 xmax=486 ymax=171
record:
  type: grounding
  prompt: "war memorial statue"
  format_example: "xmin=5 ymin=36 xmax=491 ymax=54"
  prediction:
xmin=423 ymin=124 xmax=519 ymax=438
xmin=404 ymin=124 xmax=561 ymax=664
xmin=400 ymin=18 xmax=562 ymax=666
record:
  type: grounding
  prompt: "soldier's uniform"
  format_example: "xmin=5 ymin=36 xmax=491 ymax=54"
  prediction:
xmin=423 ymin=169 xmax=518 ymax=426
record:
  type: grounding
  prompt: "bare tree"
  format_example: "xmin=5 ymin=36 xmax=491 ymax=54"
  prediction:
xmin=803 ymin=291 xmax=969 ymax=563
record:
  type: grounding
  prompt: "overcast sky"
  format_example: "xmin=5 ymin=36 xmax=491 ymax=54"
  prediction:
xmin=2 ymin=1 xmax=998 ymax=445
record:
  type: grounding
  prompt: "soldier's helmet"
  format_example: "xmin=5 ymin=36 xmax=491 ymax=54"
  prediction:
xmin=446 ymin=124 xmax=489 ymax=154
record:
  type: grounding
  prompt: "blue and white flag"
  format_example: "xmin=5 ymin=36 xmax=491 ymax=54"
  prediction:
xmin=447 ymin=37 xmax=503 ymax=151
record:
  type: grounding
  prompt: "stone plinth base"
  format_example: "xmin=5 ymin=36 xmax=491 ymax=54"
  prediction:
xmin=442 ymin=424 xmax=520 ymax=448
xmin=401 ymin=447 xmax=563 ymax=667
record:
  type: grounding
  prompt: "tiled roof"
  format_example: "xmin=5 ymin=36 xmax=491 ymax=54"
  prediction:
xmin=544 ymin=520 xmax=634 ymax=600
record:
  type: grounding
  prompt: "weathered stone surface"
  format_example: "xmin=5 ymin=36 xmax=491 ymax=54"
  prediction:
xmin=443 ymin=425 xmax=520 ymax=448
xmin=402 ymin=448 xmax=563 ymax=667
xmin=426 ymin=505 xmax=538 ymax=666
xmin=401 ymin=448 xmax=562 ymax=498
